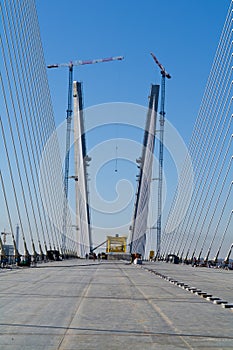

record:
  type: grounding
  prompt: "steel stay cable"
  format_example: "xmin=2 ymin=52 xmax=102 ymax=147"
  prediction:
xmin=1 ymin=3 xmax=46 ymax=253
xmin=32 ymin=0 xmax=90 ymax=253
xmin=190 ymin=32 xmax=233 ymax=155
xmin=18 ymin=0 xmax=64 ymax=251
xmin=198 ymin=155 xmax=232 ymax=260
xmin=3 ymin=0 xmax=47 ymax=254
xmin=161 ymin=150 xmax=193 ymax=254
xmin=0 ymin=169 xmax=19 ymax=257
xmin=16 ymin=0 xmax=59 ymax=249
xmin=161 ymin=158 xmax=195 ymax=256
xmin=184 ymin=4 xmax=232 ymax=162
xmin=0 ymin=114 xmax=29 ymax=256
xmin=162 ymin=6 xmax=232 ymax=256
xmin=206 ymin=175 xmax=232 ymax=259
xmin=191 ymin=118 xmax=233 ymax=260
xmin=10 ymin=0 xmax=54 ymax=251
xmin=194 ymin=152 xmax=232 ymax=261
xmin=19 ymin=0 xmax=61 ymax=250
xmin=30 ymin=0 xmax=76 ymax=249
xmin=1 ymin=0 xmax=46 ymax=252
xmin=214 ymin=210 xmax=232 ymax=260
xmin=182 ymin=84 xmax=233 ymax=260
xmin=174 ymin=13 xmax=233 ymax=243
xmin=164 ymin=150 xmax=200 ymax=257
xmin=0 ymin=37 xmax=36 ymax=253
xmin=165 ymin=2 xmax=233 ymax=235
xmin=28 ymin=0 xmax=75 ymax=251
xmin=175 ymin=73 xmax=232 ymax=259
xmin=177 ymin=50 xmax=232 ymax=240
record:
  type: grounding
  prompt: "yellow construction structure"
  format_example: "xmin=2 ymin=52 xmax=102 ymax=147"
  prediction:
xmin=106 ymin=235 xmax=127 ymax=253
xmin=149 ymin=250 xmax=155 ymax=261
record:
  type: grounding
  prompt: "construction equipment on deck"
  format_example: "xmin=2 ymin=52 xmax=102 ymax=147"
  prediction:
xmin=106 ymin=234 xmax=127 ymax=253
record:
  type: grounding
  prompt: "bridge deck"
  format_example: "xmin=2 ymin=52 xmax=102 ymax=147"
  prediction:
xmin=0 ymin=260 xmax=232 ymax=349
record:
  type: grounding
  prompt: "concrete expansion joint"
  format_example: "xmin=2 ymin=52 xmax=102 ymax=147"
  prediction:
xmin=195 ymin=291 xmax=206 ymax=295
xmin=206 ymin=296 xmax=221 ymax=301
xmin=202 ymin=294 xmax=212 ymax=298
xmin=140 ymin=265 xmax=233 ymax=311
xmin=222 ymin=303 xmax=233 ymax=309
xmin=177 ymin=282 xmax=185 ymax=286
xmin=192 ymin=289 xmax=202 ymax=294
xmin=213 ymin=299 xmax=228 ymax=305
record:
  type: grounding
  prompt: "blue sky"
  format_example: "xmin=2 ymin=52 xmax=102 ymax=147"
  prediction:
xmin=37 ymin=0 xmax=228 ymax=141
xmin=36 ymin=0 xmax=229 ymax=247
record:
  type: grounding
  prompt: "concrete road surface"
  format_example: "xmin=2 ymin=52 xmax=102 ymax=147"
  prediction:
xmin=0 ymin=259 xmax=232 ymax=349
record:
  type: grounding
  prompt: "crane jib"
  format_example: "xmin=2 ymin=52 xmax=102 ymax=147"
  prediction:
xmin=47 ymin=56 xmax=124 ymax=68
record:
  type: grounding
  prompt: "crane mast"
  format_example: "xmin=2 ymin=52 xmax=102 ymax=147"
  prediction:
xmin=47 ymin=55 xmax=124 ymax=255
xmin=150 ymin=52 xmax=171 ymax=259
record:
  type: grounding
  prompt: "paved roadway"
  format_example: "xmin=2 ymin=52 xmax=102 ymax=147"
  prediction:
xmin=0 ymin=259 xmax=232 ymax=349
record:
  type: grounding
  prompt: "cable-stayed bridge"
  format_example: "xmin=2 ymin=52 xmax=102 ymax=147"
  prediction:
xmin=0 ymin=0 xmax=232 ymax=267
xmin=0 ymin=1 xmax=233 ymax=349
